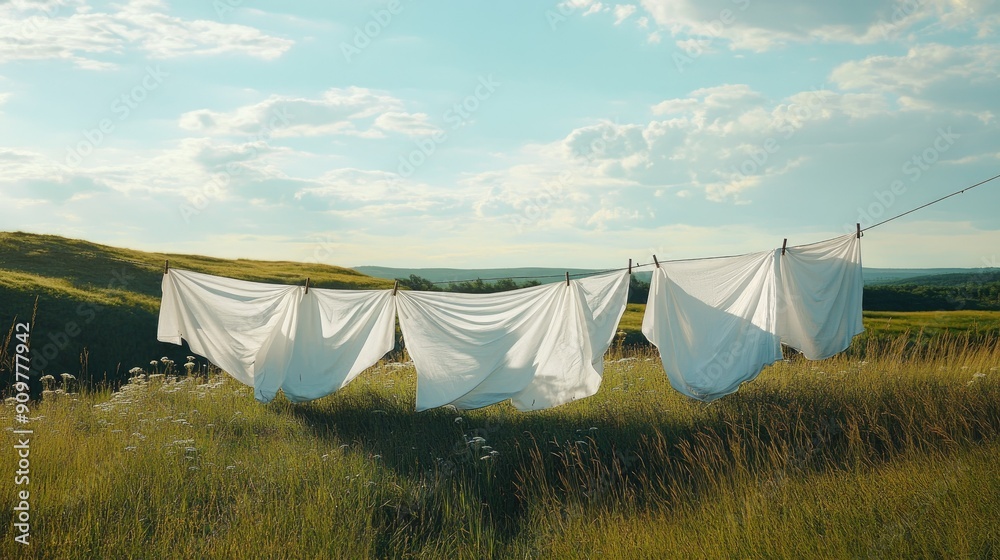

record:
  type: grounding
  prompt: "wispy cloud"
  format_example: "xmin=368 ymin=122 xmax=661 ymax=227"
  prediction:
xmin=0 ymin=0 xmax=292 ymax=69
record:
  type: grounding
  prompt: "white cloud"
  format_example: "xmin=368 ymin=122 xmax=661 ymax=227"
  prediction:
xmin=460 ymin=48 xmax=1000 ymax=233
xmin=0 ymin=0 xmax=293 ymax=68
xmin=831 ymin=43 xmax=1000 ymax=121
xmin=621 ymin=0 xmax=1000 ymax=51
xmin=584 ymin=3 xmax=605 ymax=17
xmin=179 ymin=87 xmax=441 ymax=139
xmin=373 ymin=112 xmax=439 ymax=136
xmin=0 ymin=147 xmax=59 ymax=182
xmin=613 ymin=4 xmax=637 ymax=25
xmin=295 ymin=168 xmax=471 ymax=222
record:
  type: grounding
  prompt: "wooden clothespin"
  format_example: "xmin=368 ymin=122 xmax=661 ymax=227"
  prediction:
xmin=163 ymin=260 xmax=169 ymax=274
xmin=628 ymin=258 xmax=632 ymax=275
xmin=781 ymin=239 xmax=787 ymax=256
xmin=392 ymin=280 xmax=399 ymax=296
xmin=304 ymin=278 xmax=310 ymax=294
xmin=565 ymin=272 xmax=570 ymax=286
xmin=856 ymin=223 xmax=862 ymax=239
xmin=653 ymin=255 xmax=660 ymax=268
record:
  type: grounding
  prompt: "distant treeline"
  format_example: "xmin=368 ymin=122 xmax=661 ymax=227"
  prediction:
xmin=396 ymin=275 xmax=541 ymax=293
xmin=399 ymin=272 xmax=1000 ymax=312
xmin=863 ymin=281 xmax=1000 ymax=311
xmin=397 ymin=274 xmax=653 ymax=302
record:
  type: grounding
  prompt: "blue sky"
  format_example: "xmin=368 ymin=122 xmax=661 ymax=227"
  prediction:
xmin=1 ymin=0 xmax=998 ymax=270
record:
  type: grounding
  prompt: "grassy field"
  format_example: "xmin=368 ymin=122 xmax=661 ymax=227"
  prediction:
xmin=2 ymin=331 xmax=998 ymax=558
xmin=618 ymin=304 xmax=1000 ymax=346
xmin=3 ymin=231 xmax=1000 ymax=557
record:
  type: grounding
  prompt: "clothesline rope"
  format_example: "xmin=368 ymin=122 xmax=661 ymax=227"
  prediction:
xmin=860 ymin=171 xmax=1000 ymax=233
xmin=420 ymin=171 xmax=999 ymax=286
xmin=158 ymin=236 xmax=864 ymax=408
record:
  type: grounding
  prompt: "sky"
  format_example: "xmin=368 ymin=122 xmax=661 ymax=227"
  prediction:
xmin=1 ymin=0 xmax=998 ymax=270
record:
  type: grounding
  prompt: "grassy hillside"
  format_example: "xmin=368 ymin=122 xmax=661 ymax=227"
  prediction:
xmin=0 ymin=231 xmax=393 ymax=385
xmin=3 ymin=232 xmax=1000 ymax=557
xmin=1 ymin=333 xmax=997 ymax=558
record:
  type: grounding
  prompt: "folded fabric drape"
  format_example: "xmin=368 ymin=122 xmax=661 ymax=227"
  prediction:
xmin=641 ymin=250 xmax=782 ymax=402
xmin=641 ymin=234 xmax=864 ymax=402
xmin=776 ymin=234 xmax=864 ymax=360
xmin=396 ymin=271 xmax=630 ymax=411
xmin=158 ymin=269 xmax=396 ymax=403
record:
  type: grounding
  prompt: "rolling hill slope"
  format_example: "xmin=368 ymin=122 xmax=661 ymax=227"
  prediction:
xmin=0 ymin=231 xmax=393 ymax=386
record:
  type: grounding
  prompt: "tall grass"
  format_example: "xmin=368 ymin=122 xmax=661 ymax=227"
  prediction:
xmin=1 ymin=332 xmax=998 ymax=558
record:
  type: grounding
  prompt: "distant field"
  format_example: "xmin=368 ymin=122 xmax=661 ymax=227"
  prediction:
xmin=863 ymin=310 xmax=1000 ymax=336
xmin=618 ymin=305 xmax=1000 ymax=345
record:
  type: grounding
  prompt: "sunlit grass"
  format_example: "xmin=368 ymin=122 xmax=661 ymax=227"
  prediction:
xmin=1 ymin=331 xmax=998 ymax=558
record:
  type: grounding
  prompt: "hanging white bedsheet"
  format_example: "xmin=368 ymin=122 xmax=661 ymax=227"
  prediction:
xmin=396 ymin=271 xmax=630 ymax=412
xmin=641 ymin=234 xmax=864 ymax=402
xmin=776 ymin=234 xmax=864 ymax=360
xmin=158 ymin=269 xmax=396 ymax=403
xmin=641 ymin=251 xmax=782 ymax=402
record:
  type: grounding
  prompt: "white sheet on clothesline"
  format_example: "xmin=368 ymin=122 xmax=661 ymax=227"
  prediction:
xmin=396 ymin=271 xmax=630 ymax=411
xmin=158 ymin=269 xmax=396 ymax=403
xmin=641 ymin=250 xmax=782 ymax=402
xmin=641 ymin=233 xmax=864 ymax=402
xmin=776 ymin=233 xmax=865 ymax=360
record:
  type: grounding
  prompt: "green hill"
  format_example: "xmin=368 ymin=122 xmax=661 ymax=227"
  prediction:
xmin=0 ymin=231 xmax=392 ymax=386
xmin=887 ymin=269 xmax=1000 ymax=287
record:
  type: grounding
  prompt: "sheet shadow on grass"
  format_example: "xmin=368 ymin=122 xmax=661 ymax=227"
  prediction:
xmin=283 ymin=380 xmax=999 ymax=551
